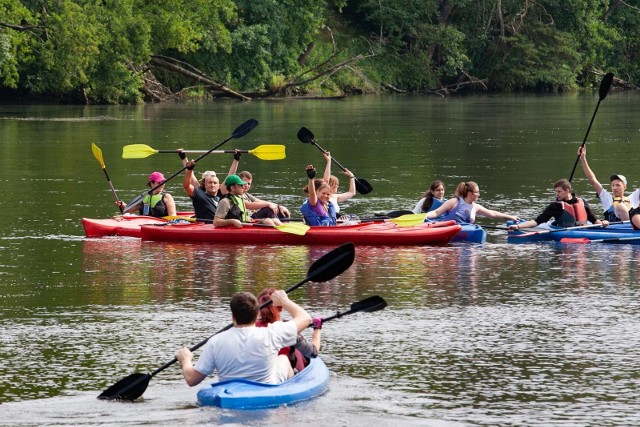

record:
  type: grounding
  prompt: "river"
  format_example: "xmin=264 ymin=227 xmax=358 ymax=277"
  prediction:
xmin=1 ymin=93 xmax=639 ymax=426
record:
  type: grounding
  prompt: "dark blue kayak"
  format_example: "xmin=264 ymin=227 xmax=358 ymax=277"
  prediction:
xmin=197 ymin=357 xmax=330 ymax=409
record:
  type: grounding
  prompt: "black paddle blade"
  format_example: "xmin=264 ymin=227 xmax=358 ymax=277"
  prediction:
xmin=232 ymin=119 xmax=259 ymax=139
xmin=385 ymin=210 xmax=414 ymax=218
xmin=355 ymin=178 xmax=373 ymax=195
xmin=599 ymin=73 xmax=614 ymax=101
xmin=98 ymin=372 xmax=151 ymax=401
xmin=352 ymin=295 xmax=387 ymax=313
xmin=297 ymin=127 xmax=315 ymax=144
xmin=307 ymin=242 xmax=355 ymax=283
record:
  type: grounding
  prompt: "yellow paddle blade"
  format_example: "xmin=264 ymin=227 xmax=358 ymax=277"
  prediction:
xmin=122 ymin=144 xmax=159 ymax=159
xmin=275 ymin=222 xmax=309 ymax=235
xmin=389 ymin=213 xmax=427 ymax=227
xmin=91 ymin=143 xmax=106 ymax=169
xmin=249 ymin=144 xmax=286 ymax=160
xmin=162 ymin=215 xmax=197 ymax=222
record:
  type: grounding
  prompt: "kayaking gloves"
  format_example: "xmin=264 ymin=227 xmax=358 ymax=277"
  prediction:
xmin=306 ymin=165 xmax=316 ymax=179
xmin=311 ymin=317 xmax=323 ymax=330
xmin=234 ymin=151 xmax=242 ymax=161
xmin=177 ymin=150 xmax=186 ymax=160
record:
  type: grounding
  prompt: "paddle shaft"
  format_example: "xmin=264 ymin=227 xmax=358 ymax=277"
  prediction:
xmin=514 ymin=220 xmax=626 ymax=237
xmin=92 ymin=143 xmax=124 ymax=213
xmin=568 ymin=72 xmax=614 ymax=182
xmin=152 ymin=149 xmax=254 ymax=155
xmin=123 ymin=119 xmax=257 ymax=213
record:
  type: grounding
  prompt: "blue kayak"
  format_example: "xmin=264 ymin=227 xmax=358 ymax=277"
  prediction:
xmin=507 ymin=222 xmax=640 ymax=244
xmin=451 ymin=223 xmax=487 ymax=243
xmin=197 ymin=357 xmax=330 ymax=409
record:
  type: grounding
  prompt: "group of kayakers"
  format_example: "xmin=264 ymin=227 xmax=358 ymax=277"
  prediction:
xmin=120 ymin=148 xmax=358 ymax=228
xmin=412 ymin=147 xmax=640 ymax=231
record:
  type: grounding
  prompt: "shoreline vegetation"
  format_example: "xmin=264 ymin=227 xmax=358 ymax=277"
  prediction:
xmin=2 ymin=1 xmax=640 ymax=105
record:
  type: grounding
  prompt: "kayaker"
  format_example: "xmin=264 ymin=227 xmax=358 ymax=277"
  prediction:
xmin=322 ymin=151 xmax=356 ymax=214
xmin=213 ymin=174 xmax=278 ymax=228
xmin=227 ymin=151 xmax=290 ymax=221
xmin=508 ymin=178 xmax=608 ymax=231
xmin=115 ymin=171 xmax=176 ymax=218
xmin=578 ymin=147 xmax=631 ymax=221
xmin=425 ymin=181 xmax=518 ymax=224
xmin=413 ymin=180 xmax=446 ymax=214
xmin=300 ymin=165 xmax=337 ymax=226
xmin=175 ymin=290 xmax=312 ymax=386
xmin=256 ymin=288 xmax=322 ymax=373
xmin=179 ymin=152 xmax=222 ymax=223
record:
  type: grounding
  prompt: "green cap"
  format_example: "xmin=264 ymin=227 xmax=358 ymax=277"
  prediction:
xmin=224 ymin=174 xmax=247 ymax=186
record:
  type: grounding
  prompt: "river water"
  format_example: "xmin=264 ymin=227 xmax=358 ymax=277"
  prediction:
xmin=1 ymin=94 xmax=640 ymax=426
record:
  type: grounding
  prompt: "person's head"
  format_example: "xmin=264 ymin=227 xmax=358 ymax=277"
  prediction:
xmin=230 ymin=291 xmax=259 ymax=326
xmin=200 ymin=171 xmax=220 ymax=195
xmin=456 ymin=181 xmax=480 ymax=201
xmin=316 ymin=182 xmax=333 ymax=203
xmin=424 ymin=180 xmax=445 ymax=200
xmin=610 ymin=174 xmax=627 ymax=197
xmin=257 ymin=288 xmax=281 ymax=324
xmin=553 ymin=178 xmax=572 ymax=201
xmin=148 ymin=171 xmax=166 ymax=193
xmin=238 ymin=171 xmax=253 ymax=191
xmin=224 ymin=174 xmax=247 ymax=195
xmin=328 ymin=175 xmax=340 ymax=194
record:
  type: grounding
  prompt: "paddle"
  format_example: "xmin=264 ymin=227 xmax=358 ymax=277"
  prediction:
xmin=122 ymin=144 xmax=286 ymax=161
xmin=317 ymin=295 xmax=387 ymax=324
xmin=568 ymin=72 xmax=614 ymax=182
xmin=122 ymin=119 xmax=258 ymax=214
xmin=296 ymin=127 xmax=373 ymax=195
xmin=97 ymin=242 xmax=355 ymax=401
xmin=159 ymin=217 xmax=310 ymax=236
xmin=511 ymin=221 xmax=625 ymax=238
xmin=560 ymin=236 xmax=640 ymax=244
xmin=91 ymin=143 xmax=124 ymax=213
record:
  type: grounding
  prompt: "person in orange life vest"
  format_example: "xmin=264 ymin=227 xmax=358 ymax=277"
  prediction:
xmin=116 ymin=171 xmax=176 ymax=218
xmin=578 ymin=146 xmax=631 ymax=221
xmin=509 ymin=178 xmax=608 ymax=231
xmin=226 ymin=150 xmax=290 ymax=223
xmin=255 ymin=288 xmax=322 ymax=373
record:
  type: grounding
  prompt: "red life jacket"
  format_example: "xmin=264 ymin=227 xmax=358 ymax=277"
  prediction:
xmin=558 ymin=198 xmax=587 ymax=227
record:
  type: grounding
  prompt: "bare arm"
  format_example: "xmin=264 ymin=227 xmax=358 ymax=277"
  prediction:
xmin=425 ymin=197 xmax=457 ymax=220
xmin=578 ymin=147 xmax=604 ymax=195
xmin=336 ymin=169 xmax=356 ymax=203
xmin=175 ymin=348 xmax=208 ymax=386
xmin=271 ymin=290 xmax=311 ymax=334
xmin=182 ymin=162 xmax=197 ymax=197
xmin=475 ymin=204 xmax=518 ymax=222
xmin=322 ymin=151 xmax=331 ymax=182
xmin=221 ymin=155 xmax=240 ymax=196
xmin=163 ymin=193 xmax=177 ymax=216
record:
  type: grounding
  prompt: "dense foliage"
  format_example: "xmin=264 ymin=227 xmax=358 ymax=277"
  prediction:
xmin=1 ymin=0 xmax=639 ymax=103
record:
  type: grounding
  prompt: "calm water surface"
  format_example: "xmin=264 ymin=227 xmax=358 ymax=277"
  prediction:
xmin=1 ymin=94 xmax=640 ymax=426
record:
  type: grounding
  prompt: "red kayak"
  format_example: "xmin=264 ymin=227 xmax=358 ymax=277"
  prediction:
xmin=82 ymin=215 xmax=169 ymax=238
xmin=140 ymin=220 xmax=461 ymax=246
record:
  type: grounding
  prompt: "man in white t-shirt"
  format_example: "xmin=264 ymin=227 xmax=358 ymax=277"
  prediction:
xmin=175 ymin=290 xmax=311 ymax=386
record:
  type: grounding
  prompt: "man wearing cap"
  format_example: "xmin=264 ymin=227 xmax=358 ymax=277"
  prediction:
xmin=116 ymin=171 xmax=177 ymax=218
xmin=579 ymin=147 xmax=631 ymax=221
xmin=214 ymin=174 xmax=278 ymax=228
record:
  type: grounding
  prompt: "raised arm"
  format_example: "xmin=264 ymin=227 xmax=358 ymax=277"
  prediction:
xmin=306 ymin=165 xmax=318 ymax=206
xmin=221 ymin=151 xmax=241 ymax=196
xmin=271 ymin=290 xmax=311 ymax=334
xmin=336 ymin=169 xmax=356 ymax=203
xmin=182 ymin=158 xmax=198 ymax=198
xmin=578 ymin=146 xmax=604 ymax=195
xmin=322 ymin=151 xmax=331 ymax=182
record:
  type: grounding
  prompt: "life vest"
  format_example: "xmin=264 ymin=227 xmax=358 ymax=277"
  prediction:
xmin=605 ymin=196 xmax=631 ymax=222
xmin=141 ymin=192 xmax=168 ymax=218
xmin=224 ymin=194 xmax=248 ymax=222
xmin=300 ymin=199 xmax=337 ymax=226
xmin=557 ymin=198 xmax=588 ymax=227
xmin=441 ymin=197 xmax=476 ymax=224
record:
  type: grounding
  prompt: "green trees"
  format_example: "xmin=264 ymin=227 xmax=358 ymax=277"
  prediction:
xmin=1 ymin=1 xmax=640 ymax=103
